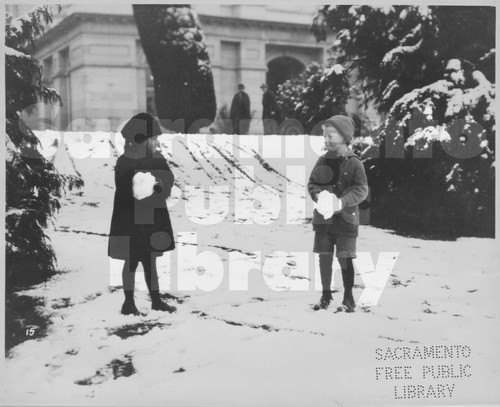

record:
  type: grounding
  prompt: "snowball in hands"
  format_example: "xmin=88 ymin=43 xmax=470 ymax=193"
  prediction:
xmin=132 ymin=172 xmax=156 ymax=200
xmin=315 ymin=190 xmax=342 ymax=219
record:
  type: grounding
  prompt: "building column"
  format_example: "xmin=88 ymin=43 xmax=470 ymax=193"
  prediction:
xmin=135 ymin=40 xmax=148 ymax=116
xmin=239 ymin=40 xmax=267 ymax=134
xmin=51 ymin=49 xmax=71 ymax=131
xmin=205 ymin=38 xmax=222 ymax=118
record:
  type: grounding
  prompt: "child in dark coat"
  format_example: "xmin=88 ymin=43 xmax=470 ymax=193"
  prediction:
xmin=307 ymin=115 xmax=368 ymax=312
xmin=108 ymin=113 xmax=176 ymax=315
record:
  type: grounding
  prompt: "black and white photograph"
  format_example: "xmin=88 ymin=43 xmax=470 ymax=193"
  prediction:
xmin=1 ymin=2 xmax=498 ymax=406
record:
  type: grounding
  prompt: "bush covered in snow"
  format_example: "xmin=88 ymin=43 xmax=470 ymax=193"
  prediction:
xmin=312 ymin=6 xmax=495 ymax=237
xmin=275 ymin=62 xmax=350 ymax=134
xmin=5 ymin=6 xmax=83 ymax=288
xmin=133 ymin=5 xmax=217 ymax=134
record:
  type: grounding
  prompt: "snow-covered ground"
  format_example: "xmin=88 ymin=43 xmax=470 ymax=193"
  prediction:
xmin=3 ymin=132 xmax=500 ymax=406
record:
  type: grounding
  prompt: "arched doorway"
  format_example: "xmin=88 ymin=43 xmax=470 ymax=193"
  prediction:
xmin=266 ymin=56 xmax=305 ymax=92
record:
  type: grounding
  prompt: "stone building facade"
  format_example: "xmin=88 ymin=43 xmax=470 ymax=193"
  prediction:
xmin=8 ymin=4 xmax=378 ymax=133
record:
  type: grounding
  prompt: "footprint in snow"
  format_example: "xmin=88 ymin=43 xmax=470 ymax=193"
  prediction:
xmin=75 ymin=355 xmax=135 ymax=385
xmin=51 ymin=297 xmax=74 ymax=309
xmin=107 ymin=321 xmax=171 ymax=339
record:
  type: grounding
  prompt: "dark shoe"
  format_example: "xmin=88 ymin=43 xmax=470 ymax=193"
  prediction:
xmin=312 ymin=292 xmax=333 ymax=311
xmin=150 ymin=292 xmax=177 ymax=313
xmin=342 ymin=293 xmax=356 ymax=313
xmin=152 ymin=299 xmax=177 ymax=313
xmin=121 ymin=300 xmax=140 ymax=316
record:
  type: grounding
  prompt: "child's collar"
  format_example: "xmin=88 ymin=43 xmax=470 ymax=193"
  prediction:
xmin=325 ymin=149 xmax=352 ymax=160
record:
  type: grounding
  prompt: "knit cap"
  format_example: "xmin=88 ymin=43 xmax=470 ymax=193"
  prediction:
xmin=324 ymin=115 xmax=355 ymax=144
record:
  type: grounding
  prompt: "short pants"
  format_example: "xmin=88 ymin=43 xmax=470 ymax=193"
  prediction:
xmin=313 ymin=227 xmax=357 ymax=259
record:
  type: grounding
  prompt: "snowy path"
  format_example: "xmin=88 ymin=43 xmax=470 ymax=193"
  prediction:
xmin=4 ymin=133 xmax=500 ymax=406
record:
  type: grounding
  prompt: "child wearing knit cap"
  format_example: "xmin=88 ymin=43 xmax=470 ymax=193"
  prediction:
xmin=307 ymin=115 xmax=368 ymax=312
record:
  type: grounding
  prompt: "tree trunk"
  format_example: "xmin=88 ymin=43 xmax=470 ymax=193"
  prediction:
xmin=133 ymin=5 xmax=217 ymax=133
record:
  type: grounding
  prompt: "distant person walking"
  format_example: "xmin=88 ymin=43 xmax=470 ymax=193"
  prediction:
xmin=260 ymin=83 xmax=280 ymax=135
xmin=230 ymin=83 xmax=251 ymax=135
xmin=108 ymin=113 xmax=176 ymax=315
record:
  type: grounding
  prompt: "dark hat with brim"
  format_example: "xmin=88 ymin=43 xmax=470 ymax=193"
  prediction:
xmin=121 ymin=112 xmax=162 ymax=143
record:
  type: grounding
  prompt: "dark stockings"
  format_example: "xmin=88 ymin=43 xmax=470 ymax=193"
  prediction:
xmin=121 ymin=252 xmax=175 ymax=314
xmin=122 ymin=252 xmax=160 ymax=304
xmin=319 ymin=254 xmax=355 ymax=307
xmin=319 ymin=253 xmax=334 ymax=294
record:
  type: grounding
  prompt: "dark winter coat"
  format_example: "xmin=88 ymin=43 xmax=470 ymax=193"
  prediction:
xmin=230 ymin=91 xmax=251 ymax=120
xmin=262 ymin=90 xmax=279 ymax=120
xmin=230 ymin=91 xmax=251 ymax=134
xmin=307 ymin=150 xmax=368 ymax=237
xmin=108 ymin=152 xmax=175 ymax=260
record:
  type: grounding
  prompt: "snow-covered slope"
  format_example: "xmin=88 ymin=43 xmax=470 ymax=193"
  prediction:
xmin=3 ymin=132 xmax=499 ymax=406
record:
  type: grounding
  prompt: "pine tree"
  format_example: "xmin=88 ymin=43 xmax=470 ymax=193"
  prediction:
xmin=5 ymin=5 xmax=83 ymax=288
xmin=312 ymin=6 xmax=495 ymax=237
xmin=312 ymin=6 xmax=494 ymax=112
xmin=133 ymin=5 xmax=217 ymax=134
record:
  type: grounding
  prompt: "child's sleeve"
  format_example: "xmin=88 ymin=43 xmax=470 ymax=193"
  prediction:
xmin=152 ymin=158 xmax=175 ymax=198
xmin=307 ymin=157 xmax=331 ymax=202
xmin=114 ymin=157 xmax=134 ymax=196
xmin=340 ymin=159 xmax=369 ymax=208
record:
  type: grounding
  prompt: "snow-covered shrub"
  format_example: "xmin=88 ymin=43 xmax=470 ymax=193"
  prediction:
xmin=374 ymin=60 xmax=494 ymax=237
xmin=133 ymin=5 xmax=216 ymax=134
xmin=275 ymin=62 xmax=350 ymax=134
xmin=313 ymin=5 xmax=495 ymax=237
xmin=5 ymin=6 xmax=83 ymax=288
